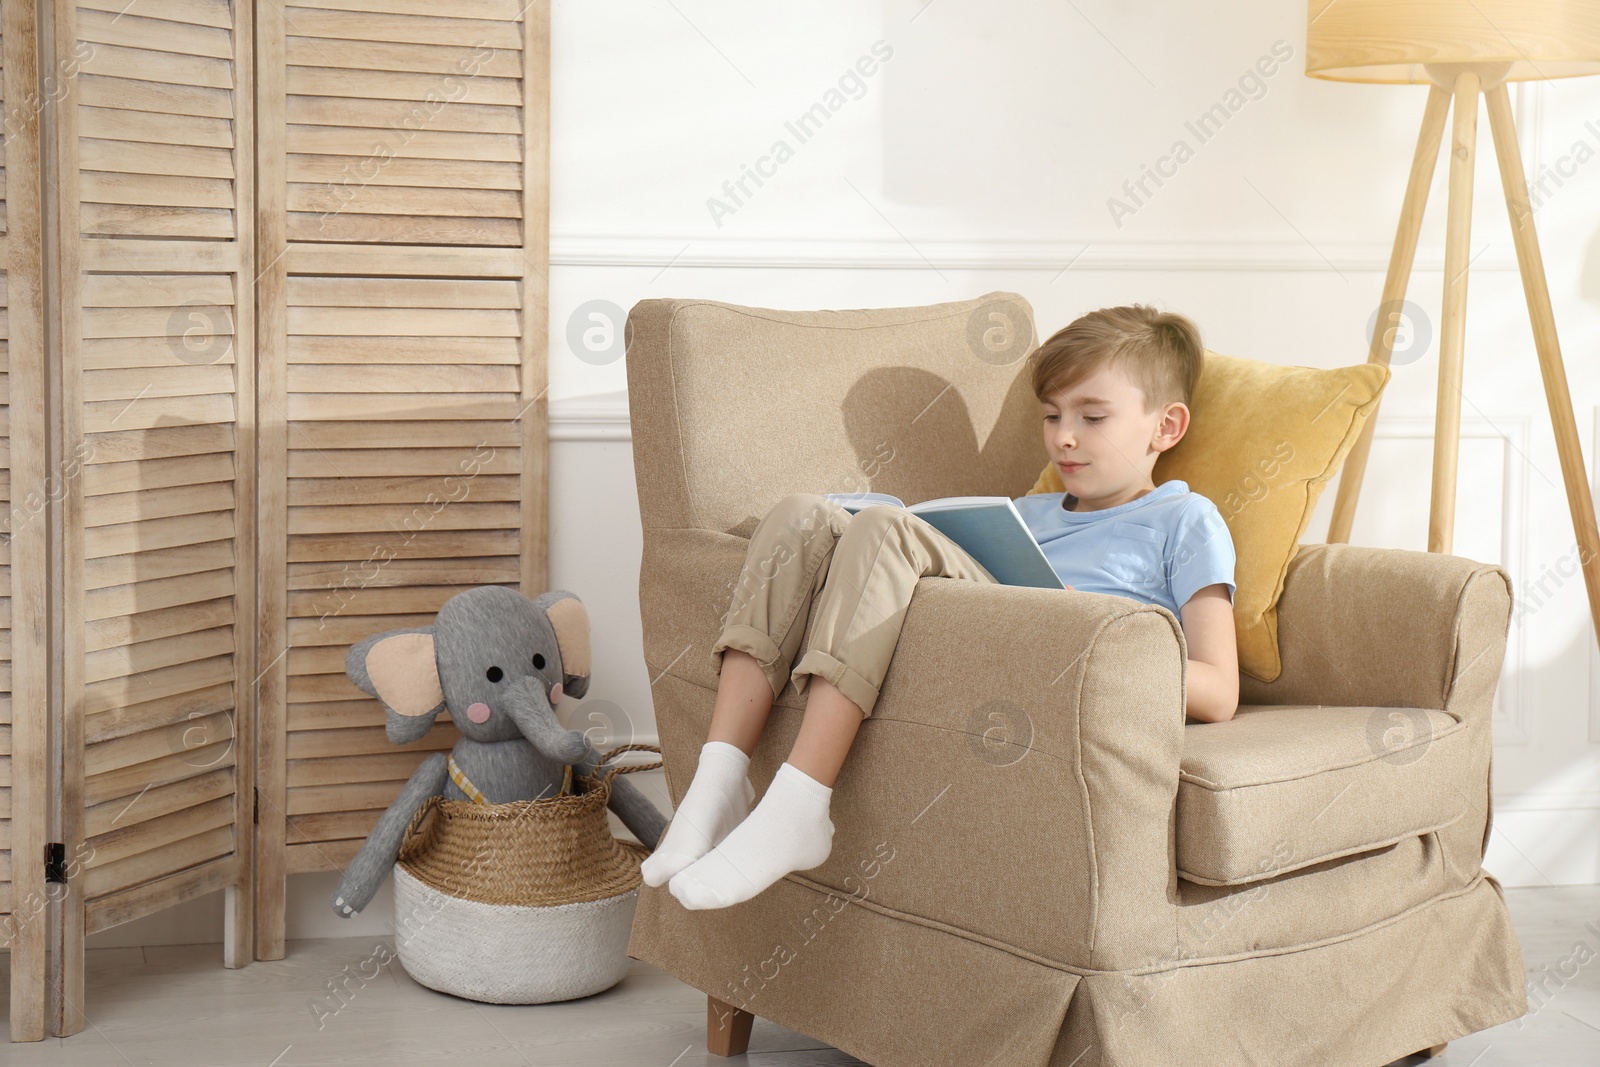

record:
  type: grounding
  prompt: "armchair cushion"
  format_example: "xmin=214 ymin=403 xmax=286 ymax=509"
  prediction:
xmin=1028 ymin=350 xmax=1391 ymax=683
xmin=1177 ymin=702 xmax=1472 ymax=886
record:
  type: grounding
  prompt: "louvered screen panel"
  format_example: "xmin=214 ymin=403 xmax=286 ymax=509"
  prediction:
xmin=52 ymin=0 xmax=257 ymax=1032
xmin=0 ymin=0 xmax=8 ymax=934
xmin=255 ymin=0 xmax=548 ymax=958
xmin=282 ymin=1 xmax=525 ymax=246
xmin=0 ymin=0 xmax=11 ymax=970
xmin=1 ymin=0 xmax=50 ymax=1041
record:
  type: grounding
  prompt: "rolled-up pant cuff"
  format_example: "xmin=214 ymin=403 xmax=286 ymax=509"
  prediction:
xmin=712 ymin=625 xmax=787 ymax=699
xmin=790 ymin=649 xmax=880 ymax=718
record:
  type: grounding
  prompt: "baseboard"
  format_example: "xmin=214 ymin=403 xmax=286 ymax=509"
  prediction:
xmin=1483 ymin=803 xmax=1600 ymax=887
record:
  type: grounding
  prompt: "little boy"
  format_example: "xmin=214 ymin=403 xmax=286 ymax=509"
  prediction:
xmin=1015 ymin=303 xmax=1240 ymax=724
xmin=641 ymin=303 xmax=1239 ymax=912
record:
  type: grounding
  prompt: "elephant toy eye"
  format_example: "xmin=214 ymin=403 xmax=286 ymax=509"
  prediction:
xmin=532 ymin=653 xmax=545 ymax=670
xmin=486 ymin=666 xmax=503 ymax=683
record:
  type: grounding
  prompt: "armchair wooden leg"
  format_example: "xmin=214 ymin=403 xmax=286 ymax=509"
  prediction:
xmin=708 ymin=994 xmax=755 ymax=1057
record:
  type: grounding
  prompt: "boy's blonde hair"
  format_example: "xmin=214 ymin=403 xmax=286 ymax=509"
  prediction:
xmin=1027 ymin=304 xmax=1204 ymax=416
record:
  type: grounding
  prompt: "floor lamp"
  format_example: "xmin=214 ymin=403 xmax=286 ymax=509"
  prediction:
xmin=1307 ymin=0 xmax=1600 ymax=646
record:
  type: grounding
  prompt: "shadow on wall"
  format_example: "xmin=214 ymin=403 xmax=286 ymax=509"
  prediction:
xmin=850 ymin=362 xmax=1045 ymax=502
xmin=725 ymin=362 xmax=1044 ymax=541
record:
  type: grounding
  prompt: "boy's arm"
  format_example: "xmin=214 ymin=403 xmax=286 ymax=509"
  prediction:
xmin=1178 ymin=583 xmax=1239 ymax=723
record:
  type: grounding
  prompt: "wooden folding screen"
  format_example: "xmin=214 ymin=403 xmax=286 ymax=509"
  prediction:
xmin=253 ymin=0 xmax=550 ymax=959
xmin=1 ymin=0 xmax=547 ymax=1038
xmin=47 ymin=0 xmax=259 ymax=1036
xmin=2 ymin=0 xmax=52 ymax=1043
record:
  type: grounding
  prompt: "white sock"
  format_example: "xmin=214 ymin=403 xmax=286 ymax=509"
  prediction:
xmin=641 ymin=741 xmax=756 ymax=888
xmin=668 ymin=761 xmax=835 ymax=910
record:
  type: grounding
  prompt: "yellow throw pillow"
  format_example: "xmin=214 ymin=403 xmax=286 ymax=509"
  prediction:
xmin=1027 ymin=350 xmax=1390 ymax=682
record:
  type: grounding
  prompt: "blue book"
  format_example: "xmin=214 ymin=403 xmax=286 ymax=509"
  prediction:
xmin=823 ymin=492 xmax=1067 ymax=590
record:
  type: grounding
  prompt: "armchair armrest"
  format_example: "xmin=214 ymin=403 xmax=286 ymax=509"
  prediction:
xmin=640 ymin=528 xmax=1191 ymax=973
xmin=1239 ymin=542 xmax=1513 ymax=719
xmin=1237 ymin=542 xmax=1513 ymax=880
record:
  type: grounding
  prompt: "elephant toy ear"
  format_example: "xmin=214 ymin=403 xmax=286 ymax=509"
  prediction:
xmin=347 ymin=627 xmax=445 ymax=743
xmin=536 ymin=590 xmax=591 ymax=700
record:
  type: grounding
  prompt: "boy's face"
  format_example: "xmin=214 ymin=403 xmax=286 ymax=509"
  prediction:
xmin=1041 ymin=364 xmax=1189 ymax=511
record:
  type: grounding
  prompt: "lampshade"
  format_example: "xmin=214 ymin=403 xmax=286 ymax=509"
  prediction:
xmin=1305 ymin=0 xmax=1600 ymax=83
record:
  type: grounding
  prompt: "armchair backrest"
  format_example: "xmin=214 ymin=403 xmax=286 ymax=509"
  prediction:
xmin=625 ymin=292 xmax=1049 ymax=536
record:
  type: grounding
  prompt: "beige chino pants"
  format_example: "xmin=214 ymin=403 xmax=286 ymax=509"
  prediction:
xmin=711 ymin=491 xmax=1000 ymax=718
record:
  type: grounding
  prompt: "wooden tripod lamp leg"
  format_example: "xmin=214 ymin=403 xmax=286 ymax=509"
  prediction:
xmin=1428 ymin=69 xmax=1482 ymax=556
xmin=1327 ymin=83 xmax=1451 ymax=544
xmin=1484 ymin=82 xmax=1600 ymax=651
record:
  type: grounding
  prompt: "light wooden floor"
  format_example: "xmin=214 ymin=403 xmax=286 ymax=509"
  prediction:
xmin=1 ymin=885 xmax=1596 ymax=1065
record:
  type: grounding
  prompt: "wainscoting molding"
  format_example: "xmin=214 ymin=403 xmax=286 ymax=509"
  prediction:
xmin=1586 ymin=407 xmax=1600 ymax=746
xmin=550 ymin=233 xmax=1524 ymax=273
xmin=1368 ymin=416 xmax=1532 ymax=748
xmin=549 ymin=390 xmax=632 ymax=441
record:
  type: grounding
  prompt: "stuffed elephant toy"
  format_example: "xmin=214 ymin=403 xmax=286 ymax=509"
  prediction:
xmin=331 ymin=586 xmax=668 ymax=917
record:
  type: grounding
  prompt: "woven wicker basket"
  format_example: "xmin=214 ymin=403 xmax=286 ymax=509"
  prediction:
xmin=391 ymin=743 xmax=661 ymax=1004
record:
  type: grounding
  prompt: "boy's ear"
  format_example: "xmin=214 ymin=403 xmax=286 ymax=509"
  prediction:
xmin=1156 ymin=401 xmax=1190 ymax=452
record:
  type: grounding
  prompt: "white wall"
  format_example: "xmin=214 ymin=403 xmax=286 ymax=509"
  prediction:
xmin=91 ymin=0 xmax=1600 ymax=950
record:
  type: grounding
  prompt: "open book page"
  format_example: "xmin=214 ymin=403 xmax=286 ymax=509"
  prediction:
xmin=822 ymin=493 xmax=1065 ymax=590
xmin=823 ymin=491 xmax=905 ymax=511
xmin=822 ymin=492 xmax=1004 ymax=513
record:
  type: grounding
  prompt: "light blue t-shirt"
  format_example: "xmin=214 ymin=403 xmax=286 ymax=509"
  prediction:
xmin=1011 ymin=479 xmax=1236 ymax=617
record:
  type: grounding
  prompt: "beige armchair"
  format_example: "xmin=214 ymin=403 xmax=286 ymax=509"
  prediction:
xmin=624 ymin=292 xmax=1528 ymax=1067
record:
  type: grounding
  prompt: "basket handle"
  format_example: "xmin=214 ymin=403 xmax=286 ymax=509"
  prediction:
xmin=398 ymin=792 xmax=444 ymax=858
xmin=397 ymin=746 xmax=662 ymax=847
xmin=590 ymin=742 xmax=664 ymax=790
